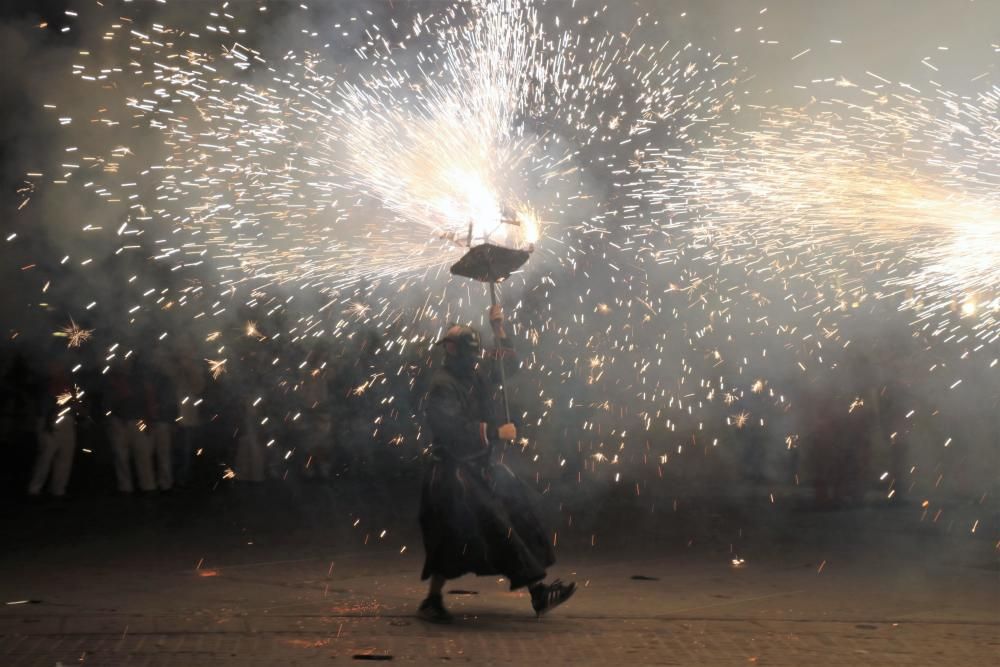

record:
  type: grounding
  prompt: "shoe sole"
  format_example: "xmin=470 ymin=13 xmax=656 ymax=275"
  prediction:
xmin=534 ymin=584 xmax=576 ymax=618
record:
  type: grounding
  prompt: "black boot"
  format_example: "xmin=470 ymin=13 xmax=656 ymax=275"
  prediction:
xmin=530 ymin=579 xmax=576 ymax=617
xmin=417 ymin=593 xmax=453 ymax=624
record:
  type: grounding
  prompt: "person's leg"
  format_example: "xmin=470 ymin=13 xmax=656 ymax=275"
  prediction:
xmin=110 ymin=418 xmax=134 ymax=493
xmin=49 ymin=416 xmax=76 ymax=496
xmin=236 ymin=424 xmax=265 ymax=482
xmin=418 ymin=574 xmax=452 ymax=623
xmin=153 ymin=423 xmax=173 ymax=490
xmin=132 ymin=425 xmax=156 ymax=492
xmin=174 ymin=427 xmax=192 ymax=486
xmin=27 ymin=419 xmax=57 ymax=496
xmin=250 ymin=429 xmax=266 ymax=481
xmin=316 ymin=420 xmax=333 ymax=479
xmin=300 ymin=431 xmax=316 ymax=479
xmin=235 ymin=431 xmax=249 ymax=479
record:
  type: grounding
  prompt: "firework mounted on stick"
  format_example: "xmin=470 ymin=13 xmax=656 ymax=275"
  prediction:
xmin=449 ymin=208 xmax=535 ymax=426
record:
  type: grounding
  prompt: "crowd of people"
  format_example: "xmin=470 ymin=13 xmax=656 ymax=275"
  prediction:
xmin=0 ymin=326 xmax=424 ymax=501
xmin=0 ymin=308 xmax=989 ymax=509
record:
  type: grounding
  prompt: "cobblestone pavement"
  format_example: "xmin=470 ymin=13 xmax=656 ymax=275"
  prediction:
xmin=1 ymin=545 xmax=997 ymax=666
xmin=2 ymin=488 xmax=997 ymax=665
xmin=1 ymin=616 xmax=997 ymax=666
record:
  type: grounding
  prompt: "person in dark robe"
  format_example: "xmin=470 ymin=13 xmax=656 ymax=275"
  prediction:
xmin=417 ymin=305 xmax=575 ymax=623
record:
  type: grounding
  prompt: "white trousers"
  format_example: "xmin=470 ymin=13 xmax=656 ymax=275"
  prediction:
xmin=29 ymin=416 xmax=76 ymax=496
xmin=110 ymin=418 xmax=162 ymax=492
xmin=235 ymin=426 xmax=265 ymax=482
xmin=146 ymin=422 xmax=173 ymax=491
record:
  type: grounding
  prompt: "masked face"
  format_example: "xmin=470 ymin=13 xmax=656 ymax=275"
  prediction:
xmin=441 ymin=326 xmax=481 ymax=373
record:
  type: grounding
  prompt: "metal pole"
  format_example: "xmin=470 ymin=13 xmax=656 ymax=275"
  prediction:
xmin=489 ymin=281 xmax=512 ymax=424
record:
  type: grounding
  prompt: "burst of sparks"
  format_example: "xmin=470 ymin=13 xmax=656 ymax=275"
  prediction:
xmin=245 ymin=320 xmax=264 ymax=340
xmin=10 ymin=0 xmax=998 ymax=517
xmin=57 ymin=318 xmax=94 ymax=348
xmin=206 ymin=358 xmax=228 ymax=380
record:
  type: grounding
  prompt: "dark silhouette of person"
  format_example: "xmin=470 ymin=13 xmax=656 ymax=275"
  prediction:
xmin=417 ymin=305 xmax=575 ymax=623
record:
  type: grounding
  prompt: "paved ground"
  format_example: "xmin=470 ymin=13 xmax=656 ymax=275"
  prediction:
xmin=1 ymin=486 xmax=997 ymax=665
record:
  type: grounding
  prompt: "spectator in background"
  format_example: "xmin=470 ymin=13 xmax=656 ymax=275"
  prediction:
xmin=27 ymin=352 xmax=77 ymax=498
xmin=299 ymin=364 xmax=333 ymax=479
xmin=234 ymin=348 xmax=266 ymax=482
xmin=173 ymin=348 xmax=206 ymax=487
xmin=1 ymin=349 xmax=42 ymax=494
xmin=143 ymin=350 xmax=177 ymax=491
xmin=107 ymin=354 xmax=155 ymax=494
